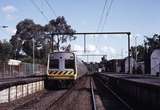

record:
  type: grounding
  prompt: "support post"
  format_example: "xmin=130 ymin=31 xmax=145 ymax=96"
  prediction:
xmin=36 ymin=82 xmax=38 ymax=92
xmin=27 ymin=84 xmax=29 ymax=96
xmin=135 ymin=36 xmax=137 ymax=62
xmin=31 ymin=83 xmax=33 ymax=94
xmin=51 ymin=33 xmax=54 ymax=52
xmin=32 ymin=38 xmax=35 ymax=75
xmin=16 ymin=86 xmax=17 ymax=99
xmin=84 ymin=34 xmax=86 ymax=53
xmin=8 ymin=88 xmax=10 ymax=102
xmin=39 ymin=81 xmax=41 ymax=90
xmin=159 ymin=63 xmax=160 ymax=76
xmin=57 ymin=35 xmax=60 ymax=51
xmin=128 ymin=33 xmax=131 ymax=74
xmin=87 ymin=55 xmax=89 ymax=63
xmin=22 ymin=85 xmax=24 ymax=97
xmin=3 ymin=63 xmax=5 ymax=78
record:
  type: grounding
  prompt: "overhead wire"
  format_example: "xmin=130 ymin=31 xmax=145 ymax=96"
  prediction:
xmin=96 ymin=0 xmax=108 ymax=32
xmin=100 ymin=0 xmax=115 ymax=53
xmin=101 ymin=0 xmax=114 ymax=32
xmin=44 ymin=0 xmax=57 ymax=18
xmin=94 ymin=0 xmax=109 ymax=56
xmin=95 ymin=0 xmax=115 ymax=59
xmin=30 ymin=0 xmax=49 ymax=22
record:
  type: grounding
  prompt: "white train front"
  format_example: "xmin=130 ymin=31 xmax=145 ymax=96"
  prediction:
xmin=45 ymin=52 xmax=88 ymax=89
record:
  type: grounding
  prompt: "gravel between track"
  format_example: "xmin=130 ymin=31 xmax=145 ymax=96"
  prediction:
xmin=49 ymin=76 xmax=93 ymax=110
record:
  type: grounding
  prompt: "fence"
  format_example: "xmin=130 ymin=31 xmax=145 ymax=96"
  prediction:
xmin=0 ymin=81 xmax=44 ymax=103
xmin=0 ymin=62 xmax=46 ymax=79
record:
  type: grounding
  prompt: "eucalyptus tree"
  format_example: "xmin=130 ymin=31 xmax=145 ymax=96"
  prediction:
xmin=0 ymin=40 xmax=13 ymax=61
xmin=10 ymin=16 xmax=76 ymax=62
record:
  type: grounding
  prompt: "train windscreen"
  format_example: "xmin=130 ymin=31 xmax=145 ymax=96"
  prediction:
xmin=65 ymin=59 xmax=75 ymax=69
xmin=49 ymin=59 xmax=59 ymax=69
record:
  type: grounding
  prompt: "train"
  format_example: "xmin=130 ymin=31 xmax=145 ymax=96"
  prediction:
xmin=44 ymin=51 xmax=88 ymax=89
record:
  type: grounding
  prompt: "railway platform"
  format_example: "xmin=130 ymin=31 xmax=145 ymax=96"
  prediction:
xmin=101 ymin=73 xmax=160 ymax=86
xmin=96 ymin=72 xmax=160 ymax=110
xmin=0 ymin=76 xmax=45 ymax=91
xmin=0 ymin=75 xmax=132 ymax=110
xmin=1 ymin=73 xmax=160 ymax=110
xmin=0 ymin=76 xmax=45 ymax=104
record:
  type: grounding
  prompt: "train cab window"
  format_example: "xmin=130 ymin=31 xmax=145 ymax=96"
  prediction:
xmin=49 ymin=59 xmax=59 ymax=69
xmin=65 ymin=59 xmax=75 ymax=69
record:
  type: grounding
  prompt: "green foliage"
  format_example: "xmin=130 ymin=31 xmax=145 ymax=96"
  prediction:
xmin=145 ymin=34 xmax=160 ymax=54
xmin=131 ymin=34 xmax=160 ymax=62
xmin=10 ymin=16 xmax=76 ymax=62
xmin=0 ymin=40 xmax=13 ymax=61
xmin=131 ymin=45 xmax=145 ymax=62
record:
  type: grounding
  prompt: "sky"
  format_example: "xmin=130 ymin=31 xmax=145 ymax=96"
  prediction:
xmin=0 ymin=0 xmax=160 ymax=62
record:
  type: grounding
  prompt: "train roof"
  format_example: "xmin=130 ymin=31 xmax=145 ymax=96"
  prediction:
xmin=49 ymin=51 xmax=75 ymax=59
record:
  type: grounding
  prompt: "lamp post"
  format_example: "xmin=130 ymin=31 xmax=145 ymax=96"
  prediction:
xmin=134 ymin=36 xmax=137 ymax=62
xmin=32 ymin=37 xmax=35 ymax=75
xmin=144 ymin=41 xmax=150 ymax=74
xmin=1 ymin=25 xmax=8 ymax=77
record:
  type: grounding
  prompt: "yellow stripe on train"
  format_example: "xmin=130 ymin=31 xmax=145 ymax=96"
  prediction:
xmin=48 ymin=70 xmax=76 ymax=80
xmin=48 ymin=71 xmax=75 ymax=76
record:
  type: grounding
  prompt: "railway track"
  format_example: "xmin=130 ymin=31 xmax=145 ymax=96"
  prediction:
xmin=14 ymin=90 xmax=67 ymax=110
xmin=0 ymin=75 xmax=93 ymax=110
xmin=13 ymin=76 xmax=85 ymax=110
xmin=93 ymin=75 xmax=133 ymax=110
xmin=0 ymin=89 xmax=68 ymax=110
xmin=90 ymin=78 xmax=97 ymax=110
xmin=0 ymin=75 xmax=133 ymax=110
xmin=48 ymin=75 xmax=93 ymax=110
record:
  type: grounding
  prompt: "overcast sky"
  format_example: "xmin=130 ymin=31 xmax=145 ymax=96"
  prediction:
xmin=0 ymin=0 xmax=160 ymax=61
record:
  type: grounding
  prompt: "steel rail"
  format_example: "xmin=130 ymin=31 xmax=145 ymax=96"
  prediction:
xmin=46 ymin=76 xmax=86 ymax=110
xmin=46 ymin=85 xmax=75 ymax=110
xmin=90 ymin=78 xmax=97 ymax=110
xmin=45 ymin=89 xmax=71 ymax=110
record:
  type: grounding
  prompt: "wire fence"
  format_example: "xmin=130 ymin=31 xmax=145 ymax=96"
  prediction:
xmin=0 ymin=62 xmax=46 ymax=79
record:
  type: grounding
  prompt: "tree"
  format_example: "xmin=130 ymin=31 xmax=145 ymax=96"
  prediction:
xmin=145 ymin=34 xmax=160 ymax=54
xmin=10 ymin=19 xmax=46 ymax=59
xmin=0 ymin=40 xmax=13 ymax=61
xmin=10 ymin=16 xmax=76 ymax=62
xmin=144 ymin=34 xmax=160 ymax=74
xmin=131 ymin=34 xmax=160 ymax=62
xmin=131 ymin=34 xmax=160 ymax=74
xmin=44 ymin=16 xmax=76 ymax=50
xmin=131 ymin=45 xmax=145 ymax=62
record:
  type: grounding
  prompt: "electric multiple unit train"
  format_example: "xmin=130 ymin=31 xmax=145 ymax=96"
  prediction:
xmin=44 ymin=51 xmax=88 ymax=89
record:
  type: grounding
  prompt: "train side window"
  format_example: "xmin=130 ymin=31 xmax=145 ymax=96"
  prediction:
xmin=49 ymin=59 xmax=59 ymax=69
xmin=65 ymin=59 xmax=75 ymax=69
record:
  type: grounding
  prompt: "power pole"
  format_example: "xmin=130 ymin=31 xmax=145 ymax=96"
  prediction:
xmin=51 ymin=33 xmax=54 ymax=52
xmin=84 ymin=34 xmax=86 ymax=53
xmin=57 ymin=35 xmax=60 ymax=51
xmin=128 ymin=33 xmax=131 ymax=74
xmin=32 ymin=37 xmax=35 ymax=74
xmin=135 ymin=36 xmax=137 ymax=62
